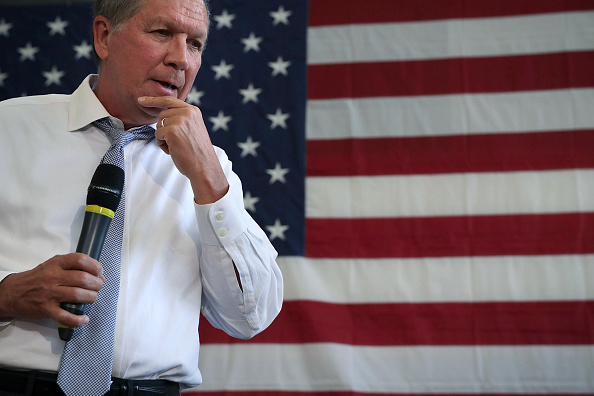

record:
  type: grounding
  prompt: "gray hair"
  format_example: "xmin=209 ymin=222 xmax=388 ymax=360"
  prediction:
xmin=93 ymin=0 xmax=210 ymax=63
xmin=94 ymin=0 xmax=145 ymax=34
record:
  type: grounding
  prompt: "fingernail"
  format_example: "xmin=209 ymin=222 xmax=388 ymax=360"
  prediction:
xmin=138 ymin=96 xmax=147 ymax=102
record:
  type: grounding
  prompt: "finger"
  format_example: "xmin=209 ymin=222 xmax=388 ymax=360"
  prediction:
xmin=52 ymin=305 xmax=90 ymax=328
xmin=60 ymin=283 xmax=102 ymax=304
xmin=58 ymin=253 xmax=104 ymax=278
xmin=138 ymin=95 xmax=188 ymax=109
xmin=156 ymin=115 xmax=176 ymax=130
xmin=61 ymin=269 xmax=105 ymax=292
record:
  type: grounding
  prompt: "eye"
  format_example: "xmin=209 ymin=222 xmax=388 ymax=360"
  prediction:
xmin=188 ymin=39 xmax=203 ymax=52
xmin=153 ymin=29 xmax=170 ymax=37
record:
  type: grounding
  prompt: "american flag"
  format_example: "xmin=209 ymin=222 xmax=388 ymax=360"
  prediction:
xmin=1 ymin=1 xmax=594 ymax=395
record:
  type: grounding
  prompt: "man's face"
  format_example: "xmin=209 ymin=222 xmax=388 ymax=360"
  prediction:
xmin=95 ymin=0 xmax=208 ymax=127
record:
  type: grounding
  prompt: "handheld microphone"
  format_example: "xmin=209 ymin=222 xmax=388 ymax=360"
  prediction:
xmin=58 ymin=163 xmax=124 ymax=341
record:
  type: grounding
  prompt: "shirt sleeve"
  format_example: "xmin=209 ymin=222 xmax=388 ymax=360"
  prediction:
xmin=195 ymin=149 xmax=283 ymax=339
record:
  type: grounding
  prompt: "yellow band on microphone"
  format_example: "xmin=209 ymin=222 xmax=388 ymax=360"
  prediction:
xmin=85 ymin=204 xmax=115 ymax=219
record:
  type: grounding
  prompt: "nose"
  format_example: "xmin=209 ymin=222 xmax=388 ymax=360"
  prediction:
xmin=165 ymin=36 xmax=189 ymax=71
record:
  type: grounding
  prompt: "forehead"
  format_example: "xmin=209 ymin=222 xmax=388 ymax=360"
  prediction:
xmin=136 ymin=0 xmax=208 ymax=31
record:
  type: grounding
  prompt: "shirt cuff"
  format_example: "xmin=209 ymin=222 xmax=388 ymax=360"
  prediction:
xmin=195 ymin=189 xmax=248 ymax=246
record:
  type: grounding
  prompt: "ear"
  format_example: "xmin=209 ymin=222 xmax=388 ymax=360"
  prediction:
xmin=93 ymin=16 xmax=111 ymax=61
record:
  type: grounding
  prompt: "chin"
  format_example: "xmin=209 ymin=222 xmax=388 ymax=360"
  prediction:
xmin=123 ymin=108 xmax=157 ymax=128
xmin=138 ymin=103 xmax=161 ymax=117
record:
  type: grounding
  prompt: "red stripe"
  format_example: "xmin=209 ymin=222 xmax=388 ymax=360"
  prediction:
xmin=309 ymin=0 xmax=594 ymax=26
xmin=306 ymin=130 xmax=594 ymax=176
xmin=307 ymin=52 xmax=594 ymax=99
xmin=305 ymin=213 xmax=594 ymax=259
xmin=199 ymin=300 xmax=594 ymax=346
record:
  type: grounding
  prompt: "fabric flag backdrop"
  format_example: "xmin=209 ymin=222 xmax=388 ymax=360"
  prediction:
xmin=1 ymin=1 xmax=594 ymax=395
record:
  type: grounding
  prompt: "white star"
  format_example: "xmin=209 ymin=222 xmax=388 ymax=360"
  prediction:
xmin=0 ymin=70 xmax=8 ymax=87
xmin=239 ymin=83 xmax=262 ymax=104
xmin=214 ymin=9 xmax=236 ymax=29
xmin=266 ymin=219 xmax=289 ymax=241
xmin=268 ymin=56 xmax=291 ymax=77
xmin=243 ymin=191 xmax=260 ymax=213
xmin=237 ymin=136 xmax=261 ymax=158
xmin=47 ymin=16 xmax=69 ymax=36
xmin=211 ymin=59 xmax=234 ymax=80
xmin=266 ymin=162 xmax=289 ymax=184
xmin=267 ymin=108 xmax=290 ymax=129
xmin=185 ymin=87 xmax=205 ymax=105
xmin=42 ymin=66 xmax=65 ymax=86
xmin=241 ymin=32 xmax=263 ymax=53
xmin=209 ymin=110 xmax=232 ymax=132
xmin=73 ymin=40 xmax=93 ymax=60
xmin=0 ymin=19 xmax=13 ymax=37
xmin=270 ymin=6 xmax=292 ymax=26
xmin=17 ymin=42 xmax=40 ymax=62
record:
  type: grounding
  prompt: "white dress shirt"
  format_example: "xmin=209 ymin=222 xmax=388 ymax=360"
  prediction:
xmin=0 ymin=75 xmax=283 ymax=389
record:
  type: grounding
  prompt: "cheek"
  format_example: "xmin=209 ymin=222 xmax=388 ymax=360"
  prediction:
xmin=112 ymin=45 xmax=147 ymax=79
xmin=180 ymin=64 xmax=201 ymax=98
xmin=188 ymin=57 xmax=202 ymax=79
xmin=121 ymin=36 xmax=161 ymax=67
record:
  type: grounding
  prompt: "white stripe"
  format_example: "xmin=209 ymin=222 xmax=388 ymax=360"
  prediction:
xmin=193 ymin=344 xmax=594 ymax=393
xmin=306 ymin=170 xmax=594 ymax=219
xmin=308 ymin=12 xmax=594 ymax=64
xmin=277 ymin=255 xmax=594 ymax=303
xmin=306 ymin=89 xmax=594 ymax=140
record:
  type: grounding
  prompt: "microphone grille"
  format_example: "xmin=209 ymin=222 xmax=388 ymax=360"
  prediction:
xmin=86 ymin=164 xmax=125 ymax=211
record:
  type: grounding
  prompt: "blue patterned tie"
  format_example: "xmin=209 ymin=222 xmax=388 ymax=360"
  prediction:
xmin=57 ymin=118 xmax=154 ymax=396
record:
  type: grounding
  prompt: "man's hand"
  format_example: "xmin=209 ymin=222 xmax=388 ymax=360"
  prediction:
xmin=138 ymin=96 xmax=229 ymax=204
xmin=0 ymin=253 xmax=105 ymax=328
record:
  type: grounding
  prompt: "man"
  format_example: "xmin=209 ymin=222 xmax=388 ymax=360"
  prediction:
xmin=0 ymin=0 xmax=283 ymax=394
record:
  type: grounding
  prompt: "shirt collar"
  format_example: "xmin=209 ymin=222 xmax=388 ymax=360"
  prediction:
xmin=67 ymin=74 xmax=112 ymax=132
xmin=67 ymin=74 xmax=158 ymax=132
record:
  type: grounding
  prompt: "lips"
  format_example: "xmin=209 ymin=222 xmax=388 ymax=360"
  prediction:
xmin=157 ymin=80 xmax=178 ymax=90
xmin=151 ymin=77 xmax=184 ymax=96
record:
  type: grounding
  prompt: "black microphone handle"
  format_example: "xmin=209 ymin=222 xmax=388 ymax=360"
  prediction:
xmin=58 ymin=208 xmax=113 ymax=341
xmin=76 ymin=209 xmax=113 ymax=260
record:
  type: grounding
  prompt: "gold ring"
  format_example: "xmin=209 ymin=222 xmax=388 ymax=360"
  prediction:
xmin=160 ymin=118 xmax=167 ymax=128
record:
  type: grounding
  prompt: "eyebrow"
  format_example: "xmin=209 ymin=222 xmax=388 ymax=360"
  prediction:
xmin=144 ymin=16 xmax=208 ymax=40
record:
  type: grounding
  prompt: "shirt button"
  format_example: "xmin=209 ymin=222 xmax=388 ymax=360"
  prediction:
xmin=219 ymin=228 xmax=228 ymax=237
xmin=215 ymin=212 xmax=224 ymax=221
